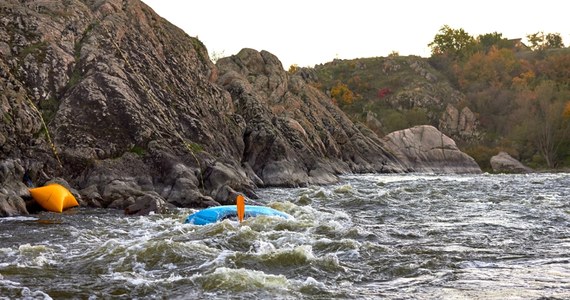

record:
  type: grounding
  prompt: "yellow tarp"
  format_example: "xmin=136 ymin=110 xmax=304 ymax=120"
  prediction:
xmin=29 ymin=184 xmax=79 ymax=213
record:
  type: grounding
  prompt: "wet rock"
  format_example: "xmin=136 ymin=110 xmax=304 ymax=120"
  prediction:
xmin=124 ymin=192 xmax=174 ymax=216
xmin=79 ymin=184 xmax=104 ymax=208
xmin=165 ymin=177 xmax=219 ymax=208
xmin=202 ymin=161 xmax=256 ymax=203
xmin=0 ymin=193 xmax=27 ymax=217
xmin=490 ymin=152 xmax=533 ymax=174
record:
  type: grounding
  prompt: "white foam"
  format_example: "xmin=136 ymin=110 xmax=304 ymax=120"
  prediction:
xmin=197 ymin=249 xmax=234 ymax=269
xmin=303 ymin=276 xmax=327 ymax=289
xmin=252 ymin=240 xmax=276 ymax=255
xmin=0 ymin=216 xmax=39 ymax=222
xmin=103 ymin=270 xmax=185 ymax=287
xmin=20 ymin=287 xmax=53 ymax=300
xmin=15 ymin=244 xmax=57 ymax=268
xmin=192 ymin=267 xmax=290 ymax=291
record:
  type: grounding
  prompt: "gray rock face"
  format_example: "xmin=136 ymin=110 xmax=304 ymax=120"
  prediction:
xmin=0 ymin=159 xmax=30 ymax=216
xmin=439 ymin=104 xmax=480 ymax=142
xmin=0 ymin=0 xmax=250 ymax=211
xmin=216 ymin=49 xmax=407 ymax=186
xmin=490 ymin=152 xmax=533 ymax=174
xmin=383 ymin=125 xmax=482 ymax=174
xmin=0 ymin=1 xmax=490 ymax=217
xmin=0 ymin=0 xmax=408 ymax=216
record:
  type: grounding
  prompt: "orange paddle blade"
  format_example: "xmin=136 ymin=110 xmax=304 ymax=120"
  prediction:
xmin=236 ymin=194 xmax=245 ymax=223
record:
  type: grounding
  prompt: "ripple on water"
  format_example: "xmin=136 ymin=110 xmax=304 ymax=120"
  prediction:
xmin=2 ymin=174 xmax=570 ymax=299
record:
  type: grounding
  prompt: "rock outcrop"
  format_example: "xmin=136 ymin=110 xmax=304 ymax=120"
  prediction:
xmin=383 ymin=125 xmax=482 ymax=174
xmin=490 ymin=152 xmax=533 ymax=173
xmin=439 ymin=104 xmax=480 ymax=142
xmin=0 ymin=0 xmax=407 ymax=216
xmin=1 ymin=0 xmax=244 ymax=213
xmin=0 ymin=159 xmax=30 ymax=216
xmin=216 ymin=49 xmax=406 ymax=186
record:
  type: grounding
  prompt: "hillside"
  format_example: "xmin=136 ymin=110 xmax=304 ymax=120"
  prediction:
xmin=310 ymin=56 xmax=480 ymax=143
xmin=310 ymin=44 xmax=570 ymax=170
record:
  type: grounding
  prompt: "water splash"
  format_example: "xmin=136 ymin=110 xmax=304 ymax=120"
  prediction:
xmin=2 ymin=174 xmax=570 ymax=299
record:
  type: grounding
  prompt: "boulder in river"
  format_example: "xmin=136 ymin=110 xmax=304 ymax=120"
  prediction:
xmin=490 ymin=151 xmax=533 ymax=174
xmin=383 ymin=125 xmax=481 ymax=174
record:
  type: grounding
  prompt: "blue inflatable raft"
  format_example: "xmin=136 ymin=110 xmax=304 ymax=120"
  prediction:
xmin=185 ymin=205 xmax=292 ymax=225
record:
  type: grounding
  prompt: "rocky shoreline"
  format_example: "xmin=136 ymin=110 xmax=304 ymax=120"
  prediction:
xmin=1 ymin=0 xmax=482 ymax=217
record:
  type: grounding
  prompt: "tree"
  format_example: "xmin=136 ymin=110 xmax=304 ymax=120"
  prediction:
xmin=388 ymin=51 xmax=400 ymax=57
xmin=428 ymin=25 xmax=477 ymax=60
xmin=477 ymin=32 xmax=511 ymax=53
xmin=545 ymin=33 xmax=565 ymax=49
xmin=527 ymin=32 xmax=565 ymax=51
xmin=534 ymin=92 xmax=569 ymax=168
xmin=210 ymin=50 xmax=226 ymax=63
xmin=526 ymin=32 xmax=544 ymax=51
xmin=564 ymin=101 xmax=570 ymax=118
xmin=510 ymin=80 xmax=570 ymax=167
xmin=458 ymin=47 xmax=519 ymax=90
xmin=535 ymin=53 xmax=570 ymax=86
xmin=288 ymin=64 xmax=299 ymax=74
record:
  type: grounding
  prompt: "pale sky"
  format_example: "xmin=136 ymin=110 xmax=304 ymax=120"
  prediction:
xmin=141 ymin=0 xmax=568 ymax=69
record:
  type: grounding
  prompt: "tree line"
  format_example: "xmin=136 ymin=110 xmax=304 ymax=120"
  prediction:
xmin=428 ymin=25 xmax=570 ymax=169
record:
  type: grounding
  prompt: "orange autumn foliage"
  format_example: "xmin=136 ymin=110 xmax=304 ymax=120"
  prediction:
xmin=564 ymin=101 xmax=570 ymax=119
xmin=330 ymin=82 xmax=355 ymax=105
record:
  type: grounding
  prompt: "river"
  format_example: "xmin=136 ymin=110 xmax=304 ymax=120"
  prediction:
xmin=1 ymin=173 xmax=570 ymax=299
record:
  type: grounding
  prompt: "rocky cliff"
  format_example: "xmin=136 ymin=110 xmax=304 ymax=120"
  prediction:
xmin=0 ymin=0 xmax=407 ymax=216
xmin=216 ymin=49 xmax=407 ymax=186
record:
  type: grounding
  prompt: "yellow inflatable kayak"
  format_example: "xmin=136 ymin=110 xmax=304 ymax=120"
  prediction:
xmin=29 ymin=184 xmax=79 ymax=213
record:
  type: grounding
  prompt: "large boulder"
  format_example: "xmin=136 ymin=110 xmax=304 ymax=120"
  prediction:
xmin=124 ymin=192 xmax=175 ymax=216
xmin=383 ymin=125 xmax=481 ymax=174
xmin=490 ymin=152 xmax=533 ymax=173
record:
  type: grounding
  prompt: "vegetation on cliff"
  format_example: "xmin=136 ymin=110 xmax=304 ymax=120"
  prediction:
xmin=311 ymin=25 xmax=570 ymax=171
xmin=428 ymin=25 xmax=570 ymax=170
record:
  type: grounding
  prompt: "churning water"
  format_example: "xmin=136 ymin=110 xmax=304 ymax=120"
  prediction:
xmin=1 ymin=173 xmax=570 ymax=299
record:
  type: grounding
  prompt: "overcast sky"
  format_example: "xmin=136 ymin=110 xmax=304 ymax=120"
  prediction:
xmin=141 ymin=0 xmax=568 ymax=69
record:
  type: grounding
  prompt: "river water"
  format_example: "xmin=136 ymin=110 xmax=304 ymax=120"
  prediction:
xmin=1 ymin=173 xmax=570 ymax=299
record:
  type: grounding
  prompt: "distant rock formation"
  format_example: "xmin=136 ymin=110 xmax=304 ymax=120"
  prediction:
xmin=383 ymin=125 xmax=482 ymax=174
xmin=490 ymin=152 xmax=533 ymax=173
xmin=439 ymin=104 xmax=480 ymax=142
xmin=313 ymin=56 xmax=482 ymax=144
